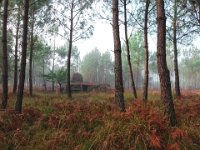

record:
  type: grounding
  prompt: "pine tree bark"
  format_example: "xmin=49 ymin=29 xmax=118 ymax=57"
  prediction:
xmin=13 ymin=6 xmax=20 ymax=94
xmin=42 ymin=59 xmax=47 ymax=91
xmin=123 ymin=0 xmax=137 ymax=99
xmin=173 ymin=0 xmax=181 ymax=97
xmin=156 ymin=0 xmax=177 ymax=126
xmin=112 ymin=0 xmax=125 ymax=112
xmin=143 ymin=0 xmax=150 ymax=102
xmin=15 ymin=0 xmax=30 ymax=113
xmin=29 ymin=11 xmax=35 ymax=97
xmin=52 ymin=36 xmax=55 ymax=92
xmin=1 ymin=0 xmax=9 ymax=109
xmin=67 ymin=1 xmax=74 ymax=99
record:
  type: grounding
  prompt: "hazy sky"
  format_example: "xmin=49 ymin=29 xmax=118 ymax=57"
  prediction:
xmin=76 ymin=22 xmax=114 ymax=59
xmin=75 ymin=21 xmax=157 ymax=59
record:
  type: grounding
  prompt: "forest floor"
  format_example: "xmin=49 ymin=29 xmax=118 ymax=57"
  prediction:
xmin=0 ymin=90 xmax=200 ymax=150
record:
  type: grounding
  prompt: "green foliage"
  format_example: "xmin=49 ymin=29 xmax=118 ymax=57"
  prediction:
xmin=149 ymin=52 xmax=157 ymax=73
xmin=33 ymin=38 xmax=51 ymax=64
xmin=43 ymin=67 xmax=67 ymax=88
xmin=182 ymin=46 xmax=200 ymax=64
xmin=122 ymin=32 xmax=144 ymax=88
xmin=179 ymin=46 xmax=200 ymax=88
xmin=33 ymin=38 xmax=52 ymax=72
xmin=49 ymin=0 xmax=95 ymax=42
xmin=56 ymin=44 xmax=80 ymax=72
xmin=128 ymin=32 xmax=145 ymax=67
xmin=54 ymin=67 xmax=67 ymax=85
xmin=31 ymin=38 xmax=52 ymax=86
xmin=10 ymin=0 xmax=22 ymax=7
xmin=81 ymin=48 xmax=101 ymax=82
xmin=56 ymin=45 xmax=67 ymax=59
xmin=99 ymin=50 xmax=114 ymax=83
xmin=30 ymin=0 xmax=53 ymax=28
xmin=81 ymin=48 xmax=114 ymax=84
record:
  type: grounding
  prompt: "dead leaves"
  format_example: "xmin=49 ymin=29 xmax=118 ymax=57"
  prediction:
xmin=149 ymin=133 xmax=162 ymax=149
xmin=168 ymin=143 xmax=180 ymax=150
xmin=171 ymin=128 xmax=187 ymax=140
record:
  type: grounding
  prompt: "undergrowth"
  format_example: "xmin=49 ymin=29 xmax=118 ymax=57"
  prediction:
xmin=0 ymin=91 xmax=200 ymax=150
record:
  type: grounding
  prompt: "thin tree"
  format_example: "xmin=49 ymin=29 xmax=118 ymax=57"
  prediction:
xmin=13 ymin=5 xmax=20 ymax=94
xmin=52 ymin=35 xmax=55 ymax=92
xmin=166 ymin=0 xmax=199 ymax=96
xmin=156 ymin=0 xmax=177 ymax=126
xmin=29 ymin=8 xmax=35 ymax=96
xmin=15 ymin=0 xmax=30 ymax=113
xmin=143 ymin=0 xmax=150 ymax=102
xmin=67 ymin=1 xmax=74 ymax=98
xmin=112 ymin=0 xmax=125 ymax=112
xmin=173 ymin=0 xmax=181 ymax=97
xmin=55 ymin=0 xmax=94 ymax=98
xmin=28 ymin=0 xmax=53 ymax=94
xmin=1 ymin=0 xmax=9 ymax=109
xmin=123 ymin=0 xmax=137 ymax=99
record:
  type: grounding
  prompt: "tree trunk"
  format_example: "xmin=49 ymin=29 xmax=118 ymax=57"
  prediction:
xmin=173 ymin=0 xmax=181 ymax=97
xmin=156 ymin=0 xmax=177 ymax=126
xmin=42 ymin=59 xmax=47 ymax=91
xmin=67 ymin=2 xmax=74 ymax=99
xmin=58 ymin=82 xmax=62 ymax=93
xmin=13 ymin=6 xmax=20 ymax=94
xmin=52 ymin=35 xmax=55 ymax=92
xmin=112 ymin=0 xmax=125 ymax=112
xmin=123 ymin=0 xmax=137 ymax=99
xmin=15 ymin=0 xmax=30 ymax=113
xmin=143 ymin=0 xmax=150 ymax=102
xmin=29 ymin=11 xmax=35 ymax=97
xmin=1 ymin=0 xmax=9 ymax=109
xmin=136 ymin=58 xmax=140 ymax=88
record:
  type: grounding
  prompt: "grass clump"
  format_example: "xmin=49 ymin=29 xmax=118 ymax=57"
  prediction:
xmin=0 ymin=91 xmax=200 ymax=149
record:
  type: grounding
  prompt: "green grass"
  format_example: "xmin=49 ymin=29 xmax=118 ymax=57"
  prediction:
xmin=0 ymin=91 xmax=200 ymax=150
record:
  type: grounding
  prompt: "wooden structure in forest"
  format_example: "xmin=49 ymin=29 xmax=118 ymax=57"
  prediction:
xmin=67 ymin=73 xmax=111 ymax=92
xmin=70 ymin=82 xmax=96 ymax=92
xmin=68 ymin=82 xmax=111 ymax=92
